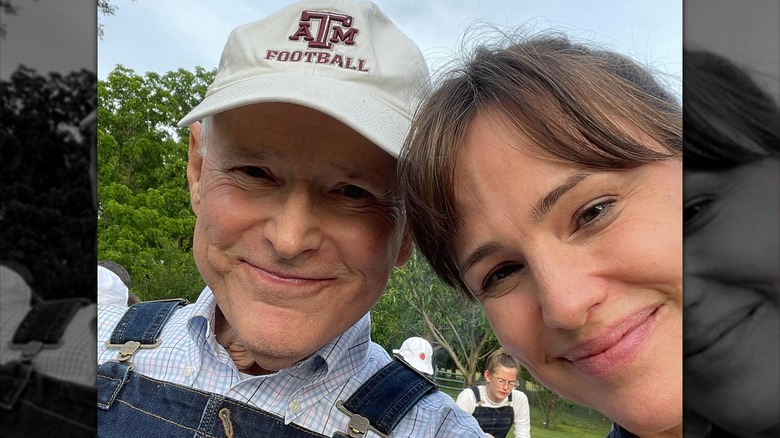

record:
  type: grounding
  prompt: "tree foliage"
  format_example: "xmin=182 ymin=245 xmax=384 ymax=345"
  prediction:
xmin=97 ymin=65 xmax=214 ymax=301
xmin=98 ymin=0 xmax=135 ymax=40
xmin=1 ymin=66 xmax=96 ymax=298
xmin=375 ymin=250 xmax=499 ymax=386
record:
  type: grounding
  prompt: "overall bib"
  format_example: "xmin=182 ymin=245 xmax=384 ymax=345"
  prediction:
xmin=97 ymin=300 xmax=436 ymax=437
xmin=0 ymin=299 xmax=97 ymax=437
xmin=469 ymin=386 xmax=514 ymax=438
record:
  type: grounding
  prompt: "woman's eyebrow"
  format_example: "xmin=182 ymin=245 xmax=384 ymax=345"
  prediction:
xmin=460 ymin=241 xmax=503 ymax=276
xmin=532 ymin=170 xmax=594 ymax=222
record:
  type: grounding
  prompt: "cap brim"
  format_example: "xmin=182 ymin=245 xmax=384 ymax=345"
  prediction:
xmin=178 ymin=73 xmax=409 ymax=158
xmin=411 ymin=361 xmax=434 ymax=375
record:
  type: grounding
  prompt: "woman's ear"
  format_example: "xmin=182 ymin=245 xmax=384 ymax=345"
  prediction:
xmin=394 ymin=224 xmax=414 ymax=267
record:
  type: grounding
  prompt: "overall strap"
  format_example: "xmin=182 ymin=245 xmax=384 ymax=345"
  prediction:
xmin=103 ymin=298 xmax=188 ymax=363
xmin=9 ymin=298 xmax=90 ymax=362
xmin=98 ymin=298 xmax=188 ymax=409
xmin=108 ymin=299 xmax=188 ymax=345
xmin=335 ymin=355 xmax=437 ymax=438
xmin=470 ymin=386 xmax=481 ymax=403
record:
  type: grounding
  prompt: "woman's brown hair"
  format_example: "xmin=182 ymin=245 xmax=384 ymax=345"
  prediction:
xmin=485 ymin=348 xmax=520 ymax=375
xmin=398 ymin=32 xmax=681 ymax=298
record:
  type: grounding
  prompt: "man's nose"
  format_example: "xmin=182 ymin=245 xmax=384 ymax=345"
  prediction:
xmin=264 ymin=187 xmax=323 ymax=259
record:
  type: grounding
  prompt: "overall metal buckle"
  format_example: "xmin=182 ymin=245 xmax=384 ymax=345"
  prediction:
xmin=335 ymin=400 xmax=392 ymax=438
xmin=20 ymin=341 xmax=44 ymax=362
xmin=104 ymin=339 xmax=162 ymax=363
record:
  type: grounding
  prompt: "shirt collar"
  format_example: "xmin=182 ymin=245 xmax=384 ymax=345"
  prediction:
xmin=186 ymin=287 xmax=373 ymax=377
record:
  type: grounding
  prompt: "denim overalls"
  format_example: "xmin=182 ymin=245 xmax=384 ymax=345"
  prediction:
xmin=468 ymin=386 xmax=514 ymax=438
xmin=97 ymin=300 xmax=437 ymax=437
xmin=606 ymin=424 xmax=639 ymax=438
xmin=0 ymin=299 xmax=97 ymax=437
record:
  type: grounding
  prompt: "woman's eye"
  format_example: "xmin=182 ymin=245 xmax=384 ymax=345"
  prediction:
xmin=575 ymin=199 xmax=614 ymax=229
xmin=242 ymin=166 xmax=268 ymax=178
xmin=683 ymin=196 xmax=716 ymax=231
xmin=482 ymin=263 xmax=523 ymax=291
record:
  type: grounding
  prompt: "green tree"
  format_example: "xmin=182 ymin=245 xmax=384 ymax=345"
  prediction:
xmin=0 ymin=0 xmax=37 ymax=39
xmin=97 ymin=65 xmax=214 ymax=301
xmin=98 ymin=0 xmax=136 ymax=40
xmin=1 ymin=66 xmax=96 ymax=298
xmin=374 ymin=250 xmax=498 ymax=386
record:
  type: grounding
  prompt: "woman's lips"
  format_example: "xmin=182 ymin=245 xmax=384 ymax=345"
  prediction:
xmin=684 ymin=300 xmax=764 ymax=360
xmin=560 ymin=306 xmax=660 ymax=378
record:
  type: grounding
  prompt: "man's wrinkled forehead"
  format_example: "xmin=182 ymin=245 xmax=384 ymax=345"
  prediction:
xmin=207 ymin=108 xmax=399 ymax=187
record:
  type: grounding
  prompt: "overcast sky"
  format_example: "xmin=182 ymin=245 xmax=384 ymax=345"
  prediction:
xmin=685 ymin=0 xmax=779 ymax=101
xmin=95 ymin=0 xmax=683 ymax=95
xmin=0 ymin=0 xmax=96 ymax=79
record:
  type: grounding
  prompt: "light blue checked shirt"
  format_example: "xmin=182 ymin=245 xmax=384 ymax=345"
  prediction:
xmin=1 ymin=265 xmax=96 ymax=388
xmin=97 ymin=287 xmax=484 ymax=437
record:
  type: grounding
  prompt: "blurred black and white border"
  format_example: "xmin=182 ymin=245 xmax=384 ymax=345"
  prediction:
xmin=684 ymin=1 xmax=779 ymax=437
xmin=1 ymin=0 xmax=97 ymax=436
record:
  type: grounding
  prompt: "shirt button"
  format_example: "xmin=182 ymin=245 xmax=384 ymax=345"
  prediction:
xmin=183 ymin=366 xmax=193 ymax=377
xmin=289 ymin=399 xmax=302 ymax=414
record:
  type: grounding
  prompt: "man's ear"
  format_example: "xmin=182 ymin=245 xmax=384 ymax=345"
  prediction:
xmin=394 ymin=224 xmax=414 ymax=267
xmin=187 ymin=122 xmax=204 ymax=215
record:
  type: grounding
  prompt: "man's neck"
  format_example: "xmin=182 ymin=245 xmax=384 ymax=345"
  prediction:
xmin=213 ymin=306 xmax=274 ymax=375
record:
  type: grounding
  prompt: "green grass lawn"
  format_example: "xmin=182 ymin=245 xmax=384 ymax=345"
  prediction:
xmin=521 ymin=414 xmax=610 ymax=438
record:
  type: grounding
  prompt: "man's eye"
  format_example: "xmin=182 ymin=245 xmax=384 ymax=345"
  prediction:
xmin=242 ymin=166 xmax=268 ymax=178
xmin=342 ymin=185 xmax=369 ymax=199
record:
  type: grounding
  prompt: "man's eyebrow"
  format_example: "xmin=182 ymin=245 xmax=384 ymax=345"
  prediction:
xmin=531 ymin=170 xmax=594 ymax=222
xmin=460 ymin=241 xmax=504 ymax=276
xmin=225 ymin=145 xmax=279 ymax=160
xmin=327 ymin=162 xmax=395 ymax=192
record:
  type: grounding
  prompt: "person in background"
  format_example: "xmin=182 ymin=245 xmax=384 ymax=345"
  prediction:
xmin=456 ymin=349 xmax=531 ymax=438
xmin=96 ymin=1 xmax=484 ymax=436
xmin=393 ymin=336 xmax=434 ymax=376
xmin=400 ymin=32 xmax=682 ymax=437
xmin=0 ymin=262 xmax=96 ymax=437
xmin=682 ymin=49 xmax=779 ymax=438
xmin=97 ymin=260 xmax=136 ymax=306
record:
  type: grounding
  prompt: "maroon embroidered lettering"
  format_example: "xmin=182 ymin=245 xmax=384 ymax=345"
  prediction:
xmin=289 ymin=11 xmax=357 ymax=49
xmin=269 ymin=10 xmax=370 ymax=73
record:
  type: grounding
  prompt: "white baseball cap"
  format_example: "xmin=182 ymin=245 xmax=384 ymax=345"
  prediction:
xmin=393 ymin=336 xmax=434 ymax=375
xmin=178 ymin=0 xmax=431 ymax=158
xmin=97 ymin=265 xmax=130 ymax=307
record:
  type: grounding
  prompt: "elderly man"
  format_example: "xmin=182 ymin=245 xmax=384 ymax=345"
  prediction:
xmin=96 ymin=1 xmax=483 ymax=437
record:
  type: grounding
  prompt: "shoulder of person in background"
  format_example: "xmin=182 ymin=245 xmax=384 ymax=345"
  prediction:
xmin=0 ymin=264 xmax=32 ymax=309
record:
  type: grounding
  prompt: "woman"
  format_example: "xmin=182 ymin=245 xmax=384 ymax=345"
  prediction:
xmin=399 ymin=33 xmax=682 ymax=437
xmin=456 ymin=349 xmax=531 ymax=438
xmin=683 ymin=49 xmax=779 ymax=438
